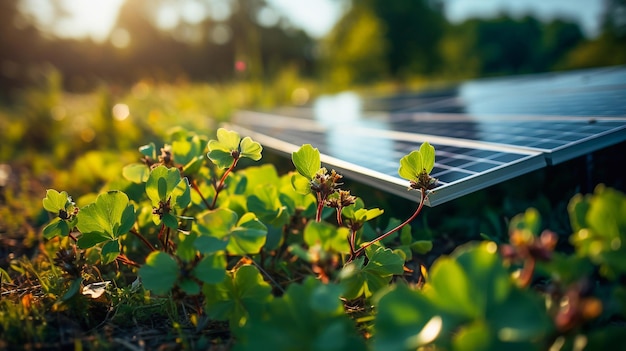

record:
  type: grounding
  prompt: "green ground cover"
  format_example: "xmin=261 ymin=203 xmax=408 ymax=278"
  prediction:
xmin=1 ymin=79 xmax=625 ymax=350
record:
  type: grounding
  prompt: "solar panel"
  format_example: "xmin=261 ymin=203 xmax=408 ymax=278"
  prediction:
xmin=227 ymin=65 xmax=626 ymax=206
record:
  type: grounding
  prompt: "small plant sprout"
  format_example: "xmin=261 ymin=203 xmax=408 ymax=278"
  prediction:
xmin=42 ymin=189 xmax=79 ymax=240
xmin=292 ymin=142 xmax=437 ymax=262
xmin=207 ymin=128 xmax=262 ymax=208
xmin=292 ymin=144 xmax=346 ymax=222
xmin=348 ymin=142 xmax=436 ymax=261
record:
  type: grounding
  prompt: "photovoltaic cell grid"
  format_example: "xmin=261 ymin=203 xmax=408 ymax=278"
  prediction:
xmin=228 ymin=66 xmax=626 ymax=206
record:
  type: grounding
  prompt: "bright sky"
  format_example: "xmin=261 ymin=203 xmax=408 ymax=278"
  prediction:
xmin=20 ymin=0 xmax=604 ymax=42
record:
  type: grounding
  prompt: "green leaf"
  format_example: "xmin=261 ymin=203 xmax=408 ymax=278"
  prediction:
xmin=240 ymin=136 xmax=262 ymax=161
xmin=122 ymin=163 xmax=150 ymax=183
xmin=192 ymin=253 xmax=226 ymax=284
xmin=43 ymin=218 xmax=70 ymax=239
xmin=207 ymin=149 xmax=234 ymax=169
xmin=214 ymin=128 xmax=241 ymax=151
xmin=179 ymin=279 xmax=201 ymax=295
xmin=373 ymin=284 xmax=441 ymax=351
xmin=195 ymin=209 xmax=267 ymax=255
xmin=42 ymin=189 xmax=72 ymax=213
xmin=247 ymin=184 xmax=286 ymax=225
xmin=228 ymin=213 xmax=267 ymax=255
xmin=138 ymin=142 xmax=156 ymax=159
xmin=194 ymin=235 xmax=229 ymax=254
xmin=373 ymin=242 xmax=552 ymax=351
xmin=292 ymin=144 xmax=321 ymax=180
xmin=304 ymin=220 xmax=351 ymax=253
xmin=419 ymin=142 xmax=435 ymax=174
xmin=411 ymin=240 xmax=433 ymax=254
xmin=76 ymin=191 xmax=135 ymax=248
xmin=145 ymin=165 xmax=186 ymax=205
xmin=339 ymin=246 xmax=404 ymax=299
xmin=353 ymin=208 xmax=384 ymax=223
xmin=234 ymin=277 xmax=366 ymax=351
xmin=207 ymin=128 xmax=241 ymax=169
xmin=101 ymin=240 xmax=120 ymax=265
xmin=398 ymin=142 xmax=436 ymax=181
xmin=568 ymin=185 xmax=626 ymax=279
xmin=290 ymin=173 xmax=312 ymax=195
xmin=398 ymin=150 xmax=423 ymax=181
xmin=171 ymin=177 xmax=191 ymax=209
xmin=139 ymin=251 xmax=179 ymax=295
xmin=62 ymin=277 xmax=85 ymax=301
xmin=195 ymin=208 xmax=239 ymax=237
xmin=203 ymin=265 xmax=272 ymax=328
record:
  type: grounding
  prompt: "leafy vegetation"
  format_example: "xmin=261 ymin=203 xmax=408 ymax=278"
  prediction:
xmin=2 ymin=110 xmax=625 ymax=348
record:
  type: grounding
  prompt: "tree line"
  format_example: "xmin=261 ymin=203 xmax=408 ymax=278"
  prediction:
xmin=1 ymin=0 xmax=624 ymax=100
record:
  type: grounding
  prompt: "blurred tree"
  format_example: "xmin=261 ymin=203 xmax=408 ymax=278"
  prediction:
xmin=562 ymin=0 xmax=626 ymax=68
xmin=440 ymin=14 xmax=584 ymax=78
xmin=368 ymin=0 xmax=446 ymax=78
xmin=0 ymin=0 xmax=44 ymax=100
xmin=320 ymin=0 xmax=446 ymax=88
xmin=319 ymin=2 xmax=388 ymax=90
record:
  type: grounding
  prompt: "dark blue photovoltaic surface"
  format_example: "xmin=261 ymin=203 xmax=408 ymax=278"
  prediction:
xmin=230 ymin=66 xmax=626 ymax=205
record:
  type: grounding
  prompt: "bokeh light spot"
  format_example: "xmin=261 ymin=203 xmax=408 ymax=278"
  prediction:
xmin=112 ymin=103 xmax=130 ymax=121
xmin=291 ymin=87 xmax=310 ymax=105
xmin=51 ymin=105 xmax=66 ymax=121
xmin=80 ymin=128 xmax=95 ymax=142
xmin=111 ymin=28 xmax=130 ymax=48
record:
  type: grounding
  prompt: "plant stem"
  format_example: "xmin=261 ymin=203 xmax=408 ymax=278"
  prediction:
xmin=130 ymin=229 xmax=156 ymax=251
xmin=315 ymin=193 xmax=324 ymax=222
xmin=348 ymin=229 xmax=357 ymax=256
xmin=336 ymin=208 xmax=343 ymax=227
xmin=190 ymin=179 xmax=211 ymax=209
xmin=352 ymin=188 xmax=426 ymax=259
xmin=157 ymin=223 xmax=167 ymax=250
xmin=210 ymin=158 xmax=239 ymax=209
xmin=164 ymin=227 xmax=172 ymax=253
xmin=116 ymin=254 xmax=140 ymax=268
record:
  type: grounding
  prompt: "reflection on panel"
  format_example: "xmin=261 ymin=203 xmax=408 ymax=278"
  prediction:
xmin=228 ymin=66 xmax=626 ymax=206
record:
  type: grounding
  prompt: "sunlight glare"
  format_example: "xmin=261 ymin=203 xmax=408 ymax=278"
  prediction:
xmin=55 ymin=0 xmax=125 ymax=41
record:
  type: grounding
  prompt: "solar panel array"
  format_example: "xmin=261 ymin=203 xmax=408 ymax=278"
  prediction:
xmin=228 ymin=66 xmax=626 ymax=206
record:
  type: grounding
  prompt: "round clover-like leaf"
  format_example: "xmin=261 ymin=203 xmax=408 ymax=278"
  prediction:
xmin=76 ymin=191 xmax=135 ymax=249
xmin=292 ymin=144 xmax=321 ymax=180
xmin=339 ymin=246 xmax=404 ymax=300
xmin=419 ymin=141 xmax=435 ymax=174
xmin=194 ymin=209 xmax=267 ymax=255
xmin=146 ymin=165 xmax=189 ymax=206
xmin=229 ymin=213 xmax=268 ymax=255
xmin=192 ymin=252 xmax=226 ymax=284
xmin=43 ymin=189 xmax=73 ymax=214
xmin=139 ymin=251 xmax=179 ymax=295
xmin=398 ymin=150 xmax=423 ymax=182
xmin=304 ymin=220 xmax=350 ymax=253
xmin=398 ymin=142 xmax=435 ymax=181
xmin=122 ymin=163 xmax=150 ymax=183
xmin=203 ymin=264 xmax=272 ymax=328
xmin=207 ymin=129 xmax=262 ymax=169
xmin=240 ymin=136 xmax=262 ymax=161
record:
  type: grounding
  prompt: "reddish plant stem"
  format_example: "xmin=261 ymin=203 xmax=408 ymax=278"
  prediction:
xmin=164 ymin=227 xmax=172 ymax=253
xmin=190 ymin=179 xmax=211 ymax=209
xmin=315 ymin=192 xmax=324 ymax=222
xmin=336 ymin=208 xmax=343 ymax=227
xmin=130 ymin=229 xmax=156 ymax=252
xmin=116 ymin=254 xmax=140 ymax=268
xmin=210 ymin=158 xmax=239 ymax=210
xmin=157 ymin=223 xmax=167 ymax=250
xmin=348 ymin=229 xmax=357 ymax=256
xmin=351 ymin=188 xmax=426 ymax=260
